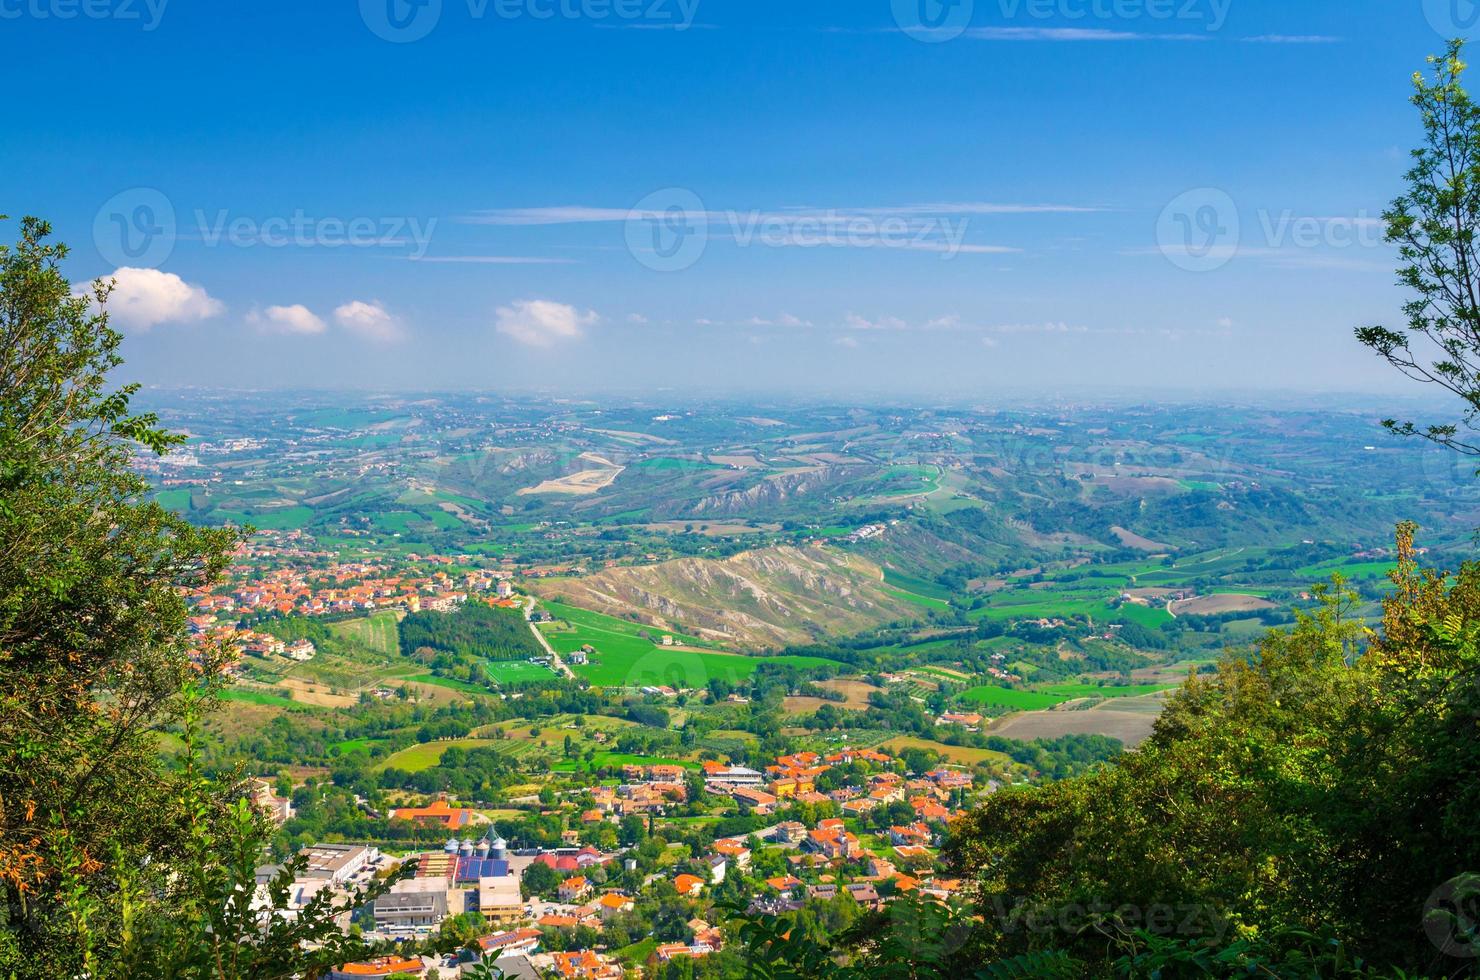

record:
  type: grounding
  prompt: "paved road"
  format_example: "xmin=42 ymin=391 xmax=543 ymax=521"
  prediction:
xmin=523 ymin=598 xmax=574 ymax=679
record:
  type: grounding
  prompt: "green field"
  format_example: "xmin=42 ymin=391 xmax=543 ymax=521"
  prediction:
xmin=566 ymin=643 xmax=837 ymax=688
xmin=221 ymin=687 xmax=301 ymax=708
xmin=539 ymin=599 xmax=840 ymax=686
xmin=882 ymin=569 xmax=954 ymax=601
xmin=1293 ymin=558 xmax=1396 ymax=582
xmin=246 ymin=505 xmax=315 ymax=530
xmin=881 ymin=584 xmax=952 ymax=612
xmin=483 ymin=660 xmax=553 ymax=683
xmin=402 ymin=672 xmax=489 ymax=694
xmin=155 ymin=488 xmax=193 ymax=512
xmin=959 ymin=686 xmax=1069 ymax=710
xmin=1040 ymin=682 xmax=1175 ymax=699
xmin=329 ymin=611 xmax=400 ymax=657
xmin=379 ymin=738 xmax=504 ymax=772
xmin=332 ymin=737 xmax=384 ymax=756
xmin=541 ymin=600 xmax=714 ymax=648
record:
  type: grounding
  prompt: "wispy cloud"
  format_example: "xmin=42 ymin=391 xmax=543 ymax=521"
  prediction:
xmin=462 ymin=201 xmax=1100 ymax=258
xmin=1241 ymin=34 xmax=1343 ymax=44
xmin=961 ymin=27 xmax=1212 ymax=42
xmin=408 ymin=255 xmax=578 ymax=264
xmin=462 ymin=201 xmax=1107 ymax=226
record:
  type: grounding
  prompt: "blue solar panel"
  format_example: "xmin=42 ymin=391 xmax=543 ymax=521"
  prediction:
xmin=455 ymin=857 xmax=510 ymax=881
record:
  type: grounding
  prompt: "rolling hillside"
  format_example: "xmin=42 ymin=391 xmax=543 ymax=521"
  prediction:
xmin=529 ymin=544 xmax=921 ymax=649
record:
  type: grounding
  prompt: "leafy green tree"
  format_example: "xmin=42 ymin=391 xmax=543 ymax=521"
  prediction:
xmin=521 ymin=859 xmax=560 ymax=899
xmin=0 ymin=216 xmax=225 ymax=973
xmin=944 ymin=529 xmax=1480 ymax=973
xmin=1358 ymin=41 xmax=1480 ymax=453
xmin=0 ymin=217 xmax=387 ymax=977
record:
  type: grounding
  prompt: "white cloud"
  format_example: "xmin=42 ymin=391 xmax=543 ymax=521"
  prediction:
xmin=1217 ymin=316 xmax=1235 ymax=328
xmin=333 ymin=300 xmax=404 ymax=343
xmin=625 ymin=313 xmax=650 ymax=324
xmin=103 ymin=267 xmax=223 ymax=329
xmin=962 ymin=27 xmax=1211 ymax=42
xmin=495 ymin=299 xmax=598 ymax=347
xmin=845 ymin=313 xmax=909 ymax=331
xmin=834 ymin=336 xmax=859 ymax=348
xmin=838 ymin=313 xmax=971 ymax=332
xmin=248 ymin=304 xmax=326 ymax=335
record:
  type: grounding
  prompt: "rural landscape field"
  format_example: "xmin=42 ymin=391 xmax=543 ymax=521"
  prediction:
xmin=13 ymin=1 xmax=1480 ymax=976
xmin=143 ymin=391 xmax=1475 ymax=765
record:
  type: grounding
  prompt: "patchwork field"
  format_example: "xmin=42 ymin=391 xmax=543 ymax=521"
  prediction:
xmin=538 ymin=599 xmax=840 ymax=687
xmin=1110 ymin=525 xmax=1172 ymax=551
xmin=816 ymin=677 xmax=882 ymax=708
xmin=517 ymin=453 xmax=624 ymax=495
xmin=879 ymin=735 xmax=1012 ymax=766
xmin=378 ymin=738 xmax=497 ymax=771
xmin=1170 ymin=593 xmax=1278 ymax=616
xmin=987 ymin=703 xmax=1161 ymax=746
xmin=960 ymin=686 xmax=1068 ymax=711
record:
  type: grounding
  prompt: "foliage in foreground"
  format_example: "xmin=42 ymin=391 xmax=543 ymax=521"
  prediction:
xmin=0 ymin=217 xmax=387 ymax=977
xmin=727 ymin=534 xmax=1479 ymax=978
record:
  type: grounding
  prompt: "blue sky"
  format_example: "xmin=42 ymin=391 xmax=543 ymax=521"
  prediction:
xmin=1 ymin=0 xmax=1469 ymax=398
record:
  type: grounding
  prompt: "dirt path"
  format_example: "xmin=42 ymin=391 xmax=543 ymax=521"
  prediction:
xmin=524 ymin=599 xmax=574 ymax=679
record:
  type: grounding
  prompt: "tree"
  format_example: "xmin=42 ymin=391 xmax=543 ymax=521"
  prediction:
xmin=943 ymin=532 xmax=1480 ymax=973
xmin=0 ymin=217 xmax=385 ymax=977
xmin=1358 ymin=41 xmax=1480 ymax=454
xmin=521 ymin=860 xmax=560 ymax=899
xmin=0 ymin=217 xmax=225 ymax=973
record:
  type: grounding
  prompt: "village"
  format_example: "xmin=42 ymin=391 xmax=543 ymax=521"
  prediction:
xmin=249 ymin=739 xmax=980 ymax=978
